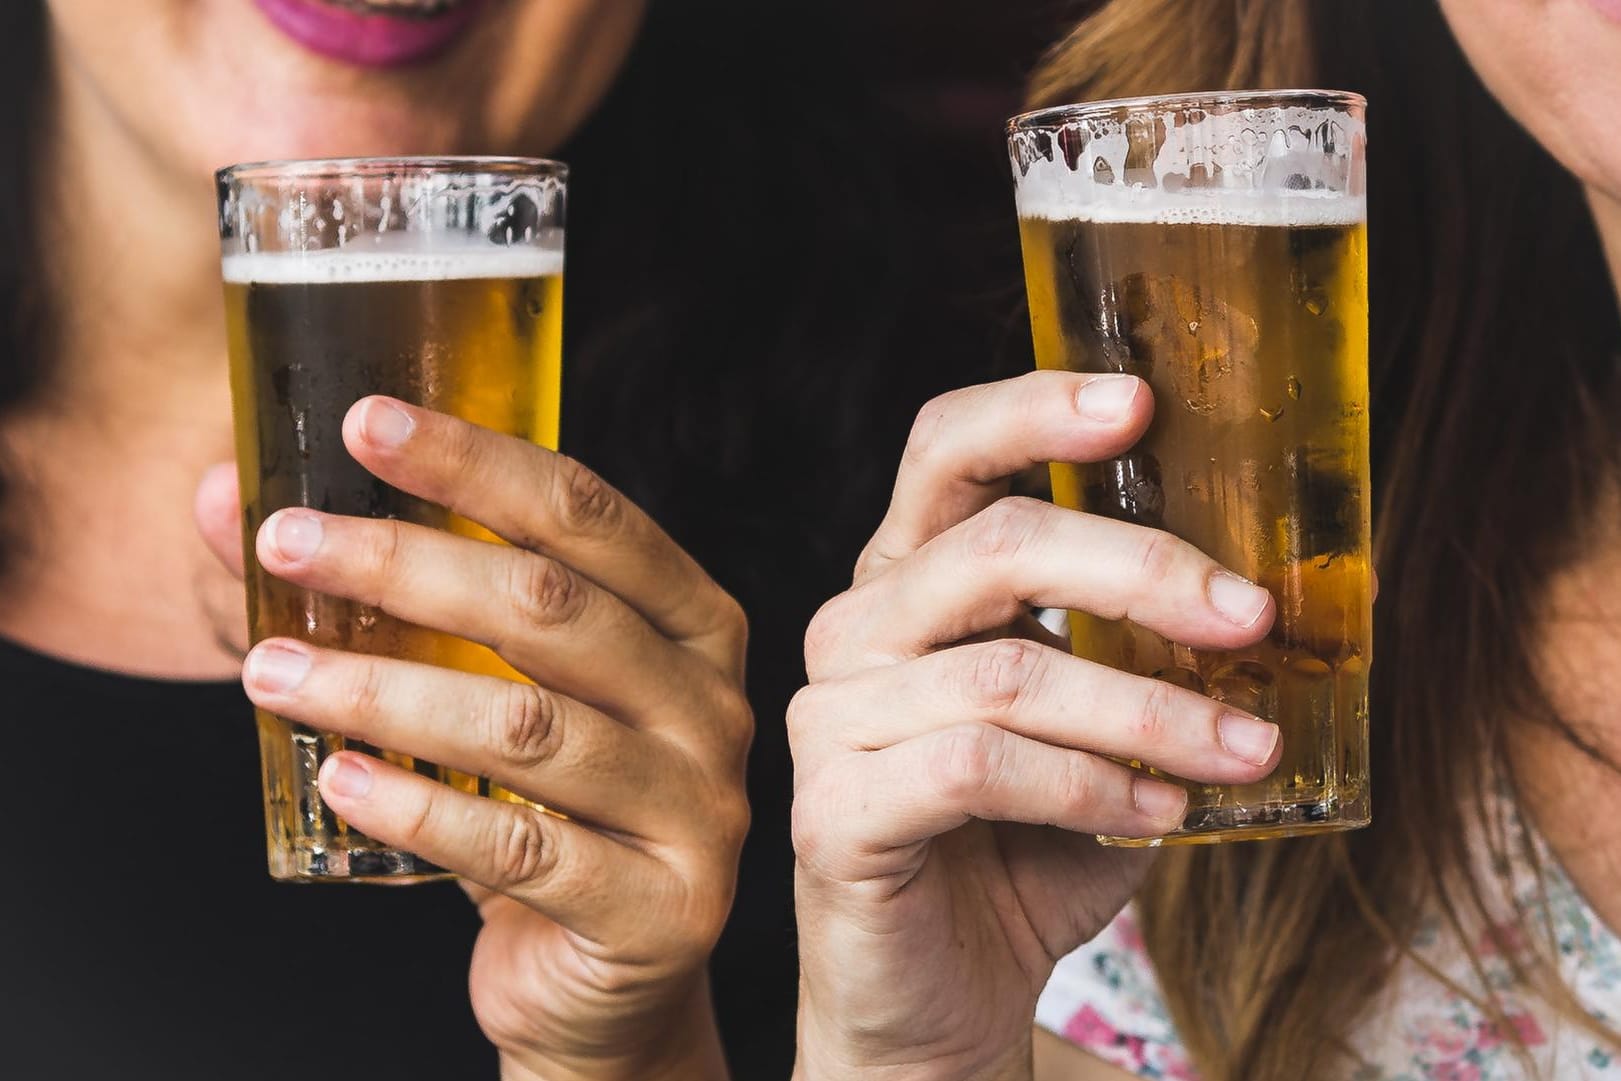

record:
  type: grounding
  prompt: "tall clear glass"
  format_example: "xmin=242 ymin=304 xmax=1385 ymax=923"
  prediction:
xmin=217 ymin=157 xmax=566 ymax=881
xmin=1008 ymin=92 xmax=1371 ymax=845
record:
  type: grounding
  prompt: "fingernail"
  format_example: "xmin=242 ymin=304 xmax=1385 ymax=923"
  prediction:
xmin=1077 ymin=375 xmax=1140 ymax=422
xmin=320 ymin=755 xmax=373 ymax=801
xmin=269 ymin=511 xmax=324 ymax=563
xmin=245 ymin=642 xmax=312 ymax=695
xmin=1208 ymin=572 xmax=1270 ymax=628
xmin=360 ymin=398 xmax=415 ymax=449
xmin=1132 ymin=777 xmax=1188 ymax=823
xmin=1218 ymin=713 xmax=1280 ymax=767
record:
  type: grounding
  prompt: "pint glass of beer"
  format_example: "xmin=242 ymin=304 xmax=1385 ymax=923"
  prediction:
xmin=1007 ymin=92 xmax=1370 ymax=845
xmin=217 ymin=158 xmax=566 ymax=881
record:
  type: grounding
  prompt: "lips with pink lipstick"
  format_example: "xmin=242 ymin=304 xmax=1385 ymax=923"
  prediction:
xmin=252 ymin=0 xmax=491 ymax=68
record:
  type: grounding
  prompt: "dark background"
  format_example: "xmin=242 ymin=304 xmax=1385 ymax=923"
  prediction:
xmin=562 ymin=3 xmax=1095 ymax=1076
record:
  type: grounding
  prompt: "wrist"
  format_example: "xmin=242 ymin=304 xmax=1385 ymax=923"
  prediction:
xmin=499 ymin=975 xmax=729 ymax=1081
xmin=793 ymin=999 xmax=1033 ymax=1081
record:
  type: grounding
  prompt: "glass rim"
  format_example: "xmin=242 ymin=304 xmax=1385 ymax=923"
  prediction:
xmin=1007 ymin=89 xmax=1367 ymax=134
xmin=216 ymin=155 xmax=568 ymax=186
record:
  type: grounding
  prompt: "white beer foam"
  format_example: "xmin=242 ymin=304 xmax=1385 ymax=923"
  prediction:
xmin=223 ymin=244 xmax=564 ymax=284
xmin=1016 ymin=186 xmax=1365 ymax=227
xmin=1011 ymin=102 xmax=1366 ymax=226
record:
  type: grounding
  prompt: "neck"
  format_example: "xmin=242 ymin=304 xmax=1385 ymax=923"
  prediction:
xmin=0 ymin=28 xmax=243 ymax=677
xmin=1511 ymin=491 xmax=1621 ymax=930
xmin=1511 ymin=184 xmax=1621 ymax=933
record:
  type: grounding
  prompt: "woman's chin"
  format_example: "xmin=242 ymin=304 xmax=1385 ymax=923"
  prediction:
xmin=199 ymin=98 xmax=478 ymax=172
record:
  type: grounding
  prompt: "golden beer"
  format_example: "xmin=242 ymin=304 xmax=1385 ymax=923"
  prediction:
xmin=218 ymin=159 xmax=566 ymax=880
xmin=1009 ymin=94 xmax=1371 ymax=844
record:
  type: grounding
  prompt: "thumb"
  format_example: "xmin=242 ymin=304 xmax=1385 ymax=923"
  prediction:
xmin=194 ymin=462 xmax=245 ymax=580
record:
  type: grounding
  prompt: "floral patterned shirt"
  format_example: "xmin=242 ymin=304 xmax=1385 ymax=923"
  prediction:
xmin=1037 ymin=801 xmax=1621 ymax=1080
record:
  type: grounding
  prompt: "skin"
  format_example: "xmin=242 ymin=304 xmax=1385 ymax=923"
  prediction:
xmin=792 ymin=1 xmax=1621 ymax=1078
xmin=3 ymin=0 xmax=647 ymax=674
xmin=789 ymin=371 xmax=1281 ymax=1081
xmin=0 ymin=3 xmax=752 ymax=1080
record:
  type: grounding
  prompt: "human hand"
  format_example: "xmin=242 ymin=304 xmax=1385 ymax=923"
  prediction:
xmin=197 ymin=397 xmax=751 ymax=1081
xmin=788 ymin=372 xmax=1279 ymax=1081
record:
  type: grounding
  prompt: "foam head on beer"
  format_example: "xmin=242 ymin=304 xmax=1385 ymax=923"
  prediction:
xmin=221 ymin=233 xmax=565 ymax=285
xmin=1009 ymin=100 xmax=1366 ymax=226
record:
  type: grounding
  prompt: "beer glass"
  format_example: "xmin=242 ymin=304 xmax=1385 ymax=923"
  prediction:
xmin=1007 ymin=92 xmax=1371 ymax=845
xmin=217 ymin=158 xmax=566 ymax=881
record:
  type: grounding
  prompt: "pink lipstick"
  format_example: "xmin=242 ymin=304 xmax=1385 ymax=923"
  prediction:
xmin=252 ymin=0 xmax=489 ymax=68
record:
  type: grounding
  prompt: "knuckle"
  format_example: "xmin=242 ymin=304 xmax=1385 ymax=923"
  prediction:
xmin=507 ymin=554 xmax=586 ymax=628
xmin=1132 ymin=528 xmax=1183 ymax=588
xmin=903 ymin=392 xmax=961 ymax=465
xmin=961 ymin=639 xmax=1042 ymax=712
xmin=1055 ymin=755 xmax=1100 ymax=816
xmin=489 ymin=807 xmax=556 ymax=888
xmin=965 ymin=497 xmax=1046 ymax=561
xmin=398 ymin=787 xmax=439 ymax=849
xmin=342 ymin=658 xmax=390 ymax=719
xmin=714 ymin=789 xmax=752 ymax=850
xmin=551 ymin=455 xmax=621 ymax=534
xmin=851 ymin=540 xmax=885 ymax=583
xmin=789 ymin=783 xmax=833 ymax=865
xmin=665 ymin=909 xmax=725 ymax=967
xmin=439 ymin=417 xmax=487 ymax=480
xmin=490 ymin=682 xmax=561 ymax=769
xmin=802 ymin=594 xmax=851 ymax=673
xmin=361 ymin=518 xmax=408 ymax=587
xmin=713 ymin=588 xmax=748 ymax=640
xmin=784 ymin=684 xmax=823 ymax=746
xmin=1129 ymin=679 xmax=1178 ymax=750
xmin=927 ymin=723 xmax=1005 ymax=803
xmin=712 ymin=688 xmax=755 ymax=755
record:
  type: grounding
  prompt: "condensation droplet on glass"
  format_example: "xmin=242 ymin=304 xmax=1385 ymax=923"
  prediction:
xmin=1304 ymin=294 xmax=1327 ymax=316
xmin=1186 ymin=320 xmax=1200 ymax=334
xmin=1287 ymin=376 xmax=1302 ymax=400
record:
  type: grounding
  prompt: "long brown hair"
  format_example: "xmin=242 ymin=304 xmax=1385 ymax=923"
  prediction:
xmin=1029 ymin=1 xmax=1621 ymax=1078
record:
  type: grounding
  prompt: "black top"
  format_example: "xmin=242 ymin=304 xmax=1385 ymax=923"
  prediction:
xmin=0 ymin=632 xmax=811 ymax=1079
xmin=0 ymin=637 xmax=494 ymax=1079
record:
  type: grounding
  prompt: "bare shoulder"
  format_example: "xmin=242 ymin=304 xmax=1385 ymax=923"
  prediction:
xmin=1033 ymin=1027 xmax=1144 ymax=1081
